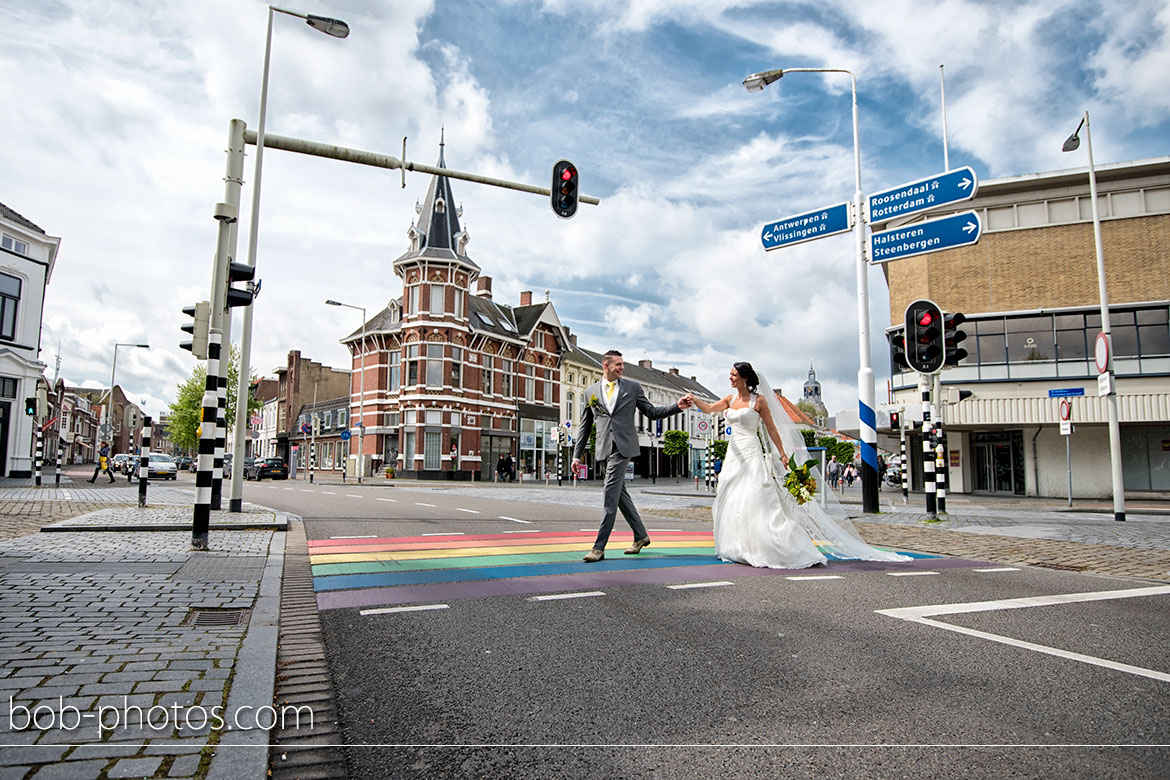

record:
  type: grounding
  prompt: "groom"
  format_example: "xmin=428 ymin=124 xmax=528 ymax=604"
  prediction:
xmin=572 ymin=350 xmax=693 ymax=562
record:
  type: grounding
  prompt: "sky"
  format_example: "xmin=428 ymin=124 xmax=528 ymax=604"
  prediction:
xmin=3 ymin=0 xmax=1169 ymax=420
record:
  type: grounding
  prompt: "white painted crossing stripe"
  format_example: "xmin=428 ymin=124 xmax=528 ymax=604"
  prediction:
xmin=974 ymin=567 xmax=1020 ymax=572
xmin=322 ymin=491 xmax=336 ymax=495
xmin=346 ymin=494 xmax=362 ymax=498
xmin=578 ymin=528 xmax=596 ymax=532
xmin=376 ymin=498 xmax=397 ymax=503
xmin=455 ymin=508 xmax=480 ymax=514
xmin=667 ymin=581 xmax=734 ymax=590
xmin=284 ymin=488 xmax=295 ymax=491
xmin=786 ymin=575 xmax=843 ymax=580
xmin=415 ymin=502 xmax=437 ymax=507
xmin=301 ymin=489 xmax=313 ymax=493
xmin=501 ymin=516 xmax=531 ymax=524
xmin=876 ymin=585 xmax=1170 ymax=683
xmin=421 ymin=532 xmax=465 ymax=536
xmin=361 ymin=604 xmax=449 ymax=616
xmin=529 ymin=591 xmax=606 ymax=602
xmin=887 ymin=571 xmax=939 ymax=577
xmin=331 ymin=535 xmax=377 ymax=539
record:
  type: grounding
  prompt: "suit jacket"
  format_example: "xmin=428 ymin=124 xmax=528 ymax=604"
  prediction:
xmin=573 ymin=378 xmax=680 ymax=461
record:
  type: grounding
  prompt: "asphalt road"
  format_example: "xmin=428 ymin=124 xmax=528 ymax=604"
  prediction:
xmin=242 ymin=477 xmax=1170 ymax=778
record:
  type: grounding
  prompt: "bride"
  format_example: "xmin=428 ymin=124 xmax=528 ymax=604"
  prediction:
xmin=686 ymin=362 xmax=910 ymax=569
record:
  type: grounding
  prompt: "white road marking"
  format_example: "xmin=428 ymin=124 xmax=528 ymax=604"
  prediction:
xmin=321 ymin=491 xmax=336 ymax=495
xmin=529 ymin=591 xmax=606 ymax=601
xmin=361 ymin=604 xmax=449 ymax=616
xmin=578 ymin=528 xmax=596 ymax=532
xmin=346 ymin=494 xmax=362 ymax=498
xmin=503 ymin=530 xmax=540 ymax=533
xmin=500 ymin=516 xmax=531 ymax=524
xmin=786 ymin=575 xmax=843 ymax=580
xmin=421 ymin=532 xmax=465 ymax=536
xmin=887 ymin=571 xmax=939 ymax=577
xmin=376 ymin=498 xmax=397 ymax=503
xmin=331 ymin=535 xmax=377 ymax=539
xmin=284 ymin=488 xmax=295 ymax=491
xmin=415 ymin=502 xmax=437 ymax=507
xmin=667 ymin=581 xmax=734 ymax=590
xmin=974 ymin=567 xmax=1020 ymax=572
xmin=300 ymin=489 xmax=313 ymax=493
xmin=455 ymin=508 xmax=480 ymax=514
xmin=648 ymin=528 xmax=681 ymax=532
xmin=876 ymin=585 xmax=1170 ymax=683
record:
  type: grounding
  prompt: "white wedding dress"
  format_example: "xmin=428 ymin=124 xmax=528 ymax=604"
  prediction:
xmin=712 ymin=394 xmax=911 ymax=569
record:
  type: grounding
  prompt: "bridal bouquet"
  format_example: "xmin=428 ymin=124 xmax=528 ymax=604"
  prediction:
xmin=783 ymin=458 xmax=819 ymax=505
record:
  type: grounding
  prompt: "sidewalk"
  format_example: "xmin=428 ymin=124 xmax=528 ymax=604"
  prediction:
xmin=0 ymin=467 xmax=288 ymax=780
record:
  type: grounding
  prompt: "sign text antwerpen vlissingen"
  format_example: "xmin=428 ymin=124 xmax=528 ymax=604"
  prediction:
xmin=868 ymin=166 xmax=978 ymax=223
xmin=761 ymin=202 xmax=852 ymax=251
xmin=870 ymin=210 xmax=982 ymax=264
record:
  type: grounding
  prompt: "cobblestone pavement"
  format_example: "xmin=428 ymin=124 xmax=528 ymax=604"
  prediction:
xmin=0 ymin=496 xmax=285 ymax=780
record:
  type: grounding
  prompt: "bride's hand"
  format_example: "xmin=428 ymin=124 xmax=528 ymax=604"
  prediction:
xmin=780 ymin=454 xmax=789 ymax=469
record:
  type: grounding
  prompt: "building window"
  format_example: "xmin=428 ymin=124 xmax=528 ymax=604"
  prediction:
xmin=502 ymin=360 xmax=513 ymax=397
xmin=451 ymin=291 xmax=463 ymax=318
xmin=482 ymin=359 xmax=494 ymax=395
xmin=404 ymin=430 xmax=415 ymax=466
xmin=975 ymin=319 xmax=1007 ymax=364
xmin=338 ymin=409 xmax=348 ymax=428
xmin=1 ymin=235 xmax=28 ymax=256
xmin=407 ymin=344 xmax=420 ymax=386
xmin=525 ymin=365 xmax=535 ymax=402
xmin=566 ymin=391 xmax=574 ymax=424
xmin=407 ymin=285 xmax=419 ymax=314
xmin=426 ymin=344 xmax=443 ymax=387
xmin=429 ymin=284 xmax=444 ymax=314
xmin=424 ymin=431 xmax=441 ymax=469
xmin=390 ymin=350 xmax=401 ymax=392
xmin=451 ymin=348 xmax=462 ymax=389
xmin=0 ymin=377 xmax=15 ymax=398
xmin=1006 ymin=315 xmax=1054 ymax=362
xmin=1138 ymin=308 xmax=1170 ymax=356
xmin=0 ymin=273 xmax=20 ymax=340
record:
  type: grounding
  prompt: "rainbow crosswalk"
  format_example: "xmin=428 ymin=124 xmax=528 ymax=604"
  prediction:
xmin=310 ymin=529 xmax=944 ymax=611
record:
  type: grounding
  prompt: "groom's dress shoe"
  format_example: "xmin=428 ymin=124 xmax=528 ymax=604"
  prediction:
xmin=583 ymin=548 xmax=605 ymax=563
xmin=624 ymin=537 xmax=651 ymax=555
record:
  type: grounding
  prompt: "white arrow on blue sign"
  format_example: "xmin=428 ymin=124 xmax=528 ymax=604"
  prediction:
xmin=868 ymin=166 xmax=978 ymax=223
xmin=870 ymin=210 xmax=982 ymax=264
xmin=761 ymin=202 xmax=852 ymax=251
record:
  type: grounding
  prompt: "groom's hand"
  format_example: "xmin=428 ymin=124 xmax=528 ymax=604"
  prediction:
xmin=571 ymin=458 xmax=581 ymax=471
xmin=678 ymin=395 xmax=693 ymax=409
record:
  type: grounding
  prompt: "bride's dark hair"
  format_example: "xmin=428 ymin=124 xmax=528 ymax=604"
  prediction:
xmin=733 ymin=362 xmax=759 ymax=393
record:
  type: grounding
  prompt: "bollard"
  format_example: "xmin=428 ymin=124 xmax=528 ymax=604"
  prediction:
xmin=138 ymin=416 xmax=151 ymax=508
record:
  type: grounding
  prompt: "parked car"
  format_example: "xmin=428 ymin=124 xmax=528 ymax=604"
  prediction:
xmin=245 ymin=457 xmax=289 ymax=481
xmin=145 ymin=453 xmax=178 ymax=480
xmin=112 ymin=453 xmax=131 ymax=474
xmin=176 ymin=456 xmax=193 ymax=472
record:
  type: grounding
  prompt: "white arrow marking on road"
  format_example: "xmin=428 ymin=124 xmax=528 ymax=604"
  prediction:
xmin=361 ymin=604 xmax=449 ymax=615
xmin=500 ymin=516 xmax=531 ymax=523
xmin=959 ymin=177 xmax=973 ymax=190
xmin=963 ymin=221 xmax=978 ymax=234
xmin=455 ymin=508 xmax=480 ymax=514
xmin=529 ymin=591 xmax=606 ymax=601
xmin=667 ymin=581 xmax=734 ymax=590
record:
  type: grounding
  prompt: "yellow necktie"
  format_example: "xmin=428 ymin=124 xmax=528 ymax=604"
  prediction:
xmin=605 ymin=381 xmax=616 ymax=401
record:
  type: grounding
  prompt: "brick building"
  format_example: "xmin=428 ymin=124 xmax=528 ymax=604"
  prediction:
xmin=272 ymin=351 xmax=350 ymax=466
xmin=881 ymin=156 xmax=1170 ymax=498
xmin=71 ymin=385 xmax=143 ymax=457
xmin=337 ymin=142 xmax=569 ymax=480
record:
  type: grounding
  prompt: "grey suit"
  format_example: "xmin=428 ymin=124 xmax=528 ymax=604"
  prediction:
xmin=574 ymin=378 xmax=680 ymax=550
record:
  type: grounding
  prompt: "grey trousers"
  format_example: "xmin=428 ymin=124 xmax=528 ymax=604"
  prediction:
xmin=593 ymin=452 xmax=648 ymax=550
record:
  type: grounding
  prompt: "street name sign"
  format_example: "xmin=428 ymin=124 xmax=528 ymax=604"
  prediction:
xmin=868 ymin=166 xmax=978 ymax=223
xmin=870 ymin=210 xmax=982 ymax=264
xmin=1048 ymin=388 xmax=1085 ymax=398
xmin=761 ymin=202 xmax=851 ymax=251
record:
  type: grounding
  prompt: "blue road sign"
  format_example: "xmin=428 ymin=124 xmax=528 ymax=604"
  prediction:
xmin=1048 ymin=388 xmax=1085 ymax=398
xmin=870 ymin=210 xmax=982 ymax=264
xmin=868 ymin=166 xmax=978 ymax=223
xmin=300 ymin=423 xmax=311 ymax=434
xmin=339 ymin=429 xmax=352 ymax=440
xmin=761 ymin=202 xmax=851 ymax=251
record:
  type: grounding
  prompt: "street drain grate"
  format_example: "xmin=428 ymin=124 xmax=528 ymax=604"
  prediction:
xmin=184 ymin=608 xmax=250 ymax=627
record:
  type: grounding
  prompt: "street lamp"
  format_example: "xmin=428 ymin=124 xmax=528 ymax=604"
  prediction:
xmin=326 ymin=299 xmax=367 ymax=483
xmin=103 ymin=343 xmax=150 ymax=433
xmin=1063 ymin=110 xmax=1126 ymax=522
xmin=743 ymin=67 xmax=879 ymax=513
xmin=229 ymin=4 xmax=350 ymax=511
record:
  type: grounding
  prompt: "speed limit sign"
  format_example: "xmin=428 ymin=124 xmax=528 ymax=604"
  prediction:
xmin=697 ymin=419 xmax=709 ymax=432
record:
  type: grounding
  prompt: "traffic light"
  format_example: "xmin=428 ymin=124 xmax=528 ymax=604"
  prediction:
xmin=889 ymin=330 xmax=909 ymax=371
xmin=943 ymin=312 xmax=969 ymax=366
xmin=889 ymin=411 xmax=900 ymax=430
xmin=180 ymin=300 xmax=211 ymax=359
xmin=24 ymin=397 xmax=36 ymax=416
xmin=551 ymin=160 xmax=578 ymax=219
xmin=226 ymin=262 xmax=256 ymax=308
xmin=905 ymin=298 xmax=944 ymax=374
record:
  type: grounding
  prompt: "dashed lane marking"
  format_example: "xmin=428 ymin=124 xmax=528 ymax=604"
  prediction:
xmin=322 ymin=491 xmax=336 ymax=495
xmin=876 ymin=585 xmax=1170 ymax=683
xmin=415 ymin=502 xmax=437 ymax=507
xmin=887 ymin=571 xmax=939 ymax=577
xmin=346 ymin=494 xmax=362 ymax=498
xmin=786 ymin=575 xmax=844 ymax=580
xmin=377 ymin=498 xmax=397 ymax=503
xmin=456 ymin=508 xmax=480 ymax=514
xmin=421 ymin=532 xmax=465 ymax=537
xmin=529 ymin=591 xmax=606 ymax=602
xmin=974 ymin=567 xmax=1020 ymax=572
xmin=501 ymin=516 xmax=531 ymax=523
xmin=332 ymin=535 xmax=377 ymax=540
xmin=360 ymin=604 xmax=449 ymax=616
xmin=667 ymin=581 xmax=734 ymax=590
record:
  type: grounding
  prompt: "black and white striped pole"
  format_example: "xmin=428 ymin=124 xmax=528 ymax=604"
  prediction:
xmin=138 ymin=416 xmax=151 ymax=508
xmin=193 ymin=334 xmax=222 ymax=549
xmin=899 ymin=412 xmax=908 ymax=502
xmin=933 ymin=375 xmax=947 ymax=514
xmin=920 ymin=373 xmax=936 ymax=519
xmin=34 ymin=422 xmax=42 ymax=487
xmin=55 ymin=384 xmax=64 ymax=487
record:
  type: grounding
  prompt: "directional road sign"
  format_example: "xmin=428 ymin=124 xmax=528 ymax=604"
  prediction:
xmin=869 ymin=210 xmax=982 ymax=264
xmin=761 ymin=202 xmax=851 ymax=251
xmin=868 ymin=166 xmax=978 ymax=223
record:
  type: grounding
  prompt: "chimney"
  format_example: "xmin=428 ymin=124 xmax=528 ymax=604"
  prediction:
xmin=476 ymin=276 xmax=492 ymax=298
xmin=520 ymin=290 xmax=532 ymax=306
xmin=570 ymin=334 xmax=578 ymax=347
xmin=669 ymin=367 xmax=680 ymax=375
xmin=638 ymin=359 xmax=652 ymax=369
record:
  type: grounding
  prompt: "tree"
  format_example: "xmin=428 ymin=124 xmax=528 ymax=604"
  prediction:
xmin=796 ymin=400 xmax=820 ymax=420
xmin=800 ymin=429 xmax=817 ymax=448
xmin=663 ymin=429 xmax=689 ymax=480
xmin=166 ymin=344 xmax=260 ymax=453
xmin=711 ymin=439 xmax=728 ymax=461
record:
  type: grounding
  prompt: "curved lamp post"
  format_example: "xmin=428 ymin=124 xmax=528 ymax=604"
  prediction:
xmin=230 ymin=4 xmax=350 ymax=511
xmin=104 ymin=342 xmax=150 ymax=433
xmin=326 ymin=299 xmax=367 ymax=483
xmin=743 ymin=67 xmax=879 ymax=513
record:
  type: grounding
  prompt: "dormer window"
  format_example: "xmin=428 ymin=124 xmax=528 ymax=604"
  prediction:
xmin=435 ymin=196 xmax=446 ymax=214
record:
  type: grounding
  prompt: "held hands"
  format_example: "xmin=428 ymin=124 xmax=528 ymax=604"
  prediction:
xmin=678 ymin=394 xmax=694 ymax=410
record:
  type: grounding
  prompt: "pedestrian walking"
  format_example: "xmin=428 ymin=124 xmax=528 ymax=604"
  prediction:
xmin=88 ymin=441 xmax=115 ymax=483
xmin=826 ymin=456 xmax=840 ymax=490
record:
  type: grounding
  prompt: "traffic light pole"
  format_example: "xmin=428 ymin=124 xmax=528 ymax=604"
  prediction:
xmin=933 ymin=373 xmax=947 ymax=514
xmin=919 ymin=373 xmax=937 ymax=519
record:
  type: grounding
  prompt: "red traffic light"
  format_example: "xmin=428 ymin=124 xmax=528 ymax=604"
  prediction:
xmin=561 ymin=167 xmax=575 ymax=181
xmin=917 ymin=310 xmax=934 ymax=327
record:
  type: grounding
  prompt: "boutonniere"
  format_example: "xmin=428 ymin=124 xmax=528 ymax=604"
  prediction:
xmin=587 ymin=394 xmax=600 ymax=408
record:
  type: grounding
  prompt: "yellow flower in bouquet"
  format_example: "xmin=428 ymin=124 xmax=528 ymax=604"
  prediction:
xmin=783 ymin=458 xmax=819 ymax=505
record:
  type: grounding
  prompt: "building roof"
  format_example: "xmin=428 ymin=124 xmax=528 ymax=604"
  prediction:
xmin=0 ymin=202 xmax=47 ymax=234
xmin=391 ymin=139 xmax=480 ymax=276
xmin=775 ymin=391 xmax=816 ymax=427
xmin=570 ymin=347 xmax=720 ymax=400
